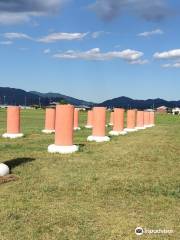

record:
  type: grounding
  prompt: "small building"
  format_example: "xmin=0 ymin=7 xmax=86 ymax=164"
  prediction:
xmin=156 ymin=106 xmax=168 ymax=113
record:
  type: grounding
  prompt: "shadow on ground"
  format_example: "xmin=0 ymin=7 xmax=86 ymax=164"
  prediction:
xmin=4 ymin=158 xmax=35 ymax=170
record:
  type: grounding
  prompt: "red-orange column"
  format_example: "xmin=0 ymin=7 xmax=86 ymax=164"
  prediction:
xmin=144 ymin=111 xmax=150 ymax=127
xmin=7 ymin=106 xmax=20 ymax=134
xmin=55 ymin=105 xmax=74 ymax=146
xmin=87 ymin=107 xmax=110 ymax=142
xmin=124 ymin=109 xmax=137 ymax=132
xmin=109 ymin=108 xmax=127 ymax=136
xmin=3 ymin=106 xmax=24 ymax=138
xmin=85 ymin=110 xmax=93 ymax=128
xmin=74 ymin=108 xmax=80 ymax=130
xmin=136 ymin=111 xmax=144 ymax=129
xmin=42 ymin=108 xmax=55 ymax=133
xmin=114 ymin=108 xmax=124 ymax=131
xmin=127 ymin=110 xmax=136 ymax=129
xmin=149 ymin=112 xmax=155 ymax=126
xmin=48 ymin=104 xmax=79 ymax=153
xmin=109 ymin=111 xmax=114 ymax=125
xmin=93 ymin=107 xmax=106 ymax=137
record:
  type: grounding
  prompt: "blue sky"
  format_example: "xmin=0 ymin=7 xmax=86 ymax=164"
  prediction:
xmin=0 ymin=0 xmax=180 ymax=102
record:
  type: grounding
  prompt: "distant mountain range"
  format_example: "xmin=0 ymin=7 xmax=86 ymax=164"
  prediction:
xmin=0 ymin=87 xmax=179 ymax=109
xmin=0 ymin=87 xmax=94 ymax=106
xmin=99 ymin=96 xmax=180 ymax=109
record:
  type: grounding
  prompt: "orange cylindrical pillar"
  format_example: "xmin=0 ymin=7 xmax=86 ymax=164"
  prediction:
xmin=109 ymin=108 xmax=127 ymax=135
xmin=124 ymin=109 xmax=137 ymax=132
xmin=144 ymin=111 xmax=150 ymax=128
xmin=109 ymin=111 xmax=114 ymax=126
xmin=74 ymin=108 xmax=81 ymax=130
xmin=87 ymin=107 xmax=110 ymax=142
xmin=136 ymin=111 xmax=145 ymax=130
xmin=85 ymin=110 xmax=93 ymax=128
xmin=48 ymin=105 xmax=79 ymax=154
xmin=2 ymin=106 xmax=24 ymax=138
xmin=42 ymin=108 xmax=55 ymax=133
xmin=149 ymin=112 xmax=155 ymax=127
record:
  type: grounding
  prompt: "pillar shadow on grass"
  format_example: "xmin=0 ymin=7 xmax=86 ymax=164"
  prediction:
xmin=4 ymin=158 xmax=35 ymax=170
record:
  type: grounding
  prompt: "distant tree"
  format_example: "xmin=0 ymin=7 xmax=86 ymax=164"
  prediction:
xmin=59 ymin=99 xmax=68 ymax=105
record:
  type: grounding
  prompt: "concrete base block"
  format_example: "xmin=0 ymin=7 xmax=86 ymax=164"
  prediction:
xmin=42 ymin=129 xmax=55 ymax=134
xmin=135 ymin=126 xmax=146 ymax=130
xmin=85 ymin=125 xmax=92 ymax=129
xmin=87 ymin=135 xmax=110 ymax=142
xmin=109 ymin=130 xmax=127 ymax=136
xmin=144 ymin=125 xmax=154 ymax=128
xmin=2 ymin=133 xmax=24 ymax=139
xmin=48 ymin=144 xmax=79 ymax=154
xmin=124 ymin=128 xmax=138 ymax=132
xmin=74 ymin=127 xmax=81 ymax=131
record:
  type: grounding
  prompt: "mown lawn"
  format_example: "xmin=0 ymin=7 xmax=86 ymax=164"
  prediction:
xmin=0 ymin=109 xmax=179 ymax=240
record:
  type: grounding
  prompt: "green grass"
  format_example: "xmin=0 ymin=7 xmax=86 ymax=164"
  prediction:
xmin=0 ymin=109 xmax=179 ymax=240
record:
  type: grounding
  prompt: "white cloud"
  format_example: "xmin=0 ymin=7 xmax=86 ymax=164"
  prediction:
xmin=0 ymin=12 xmax=30 ymax=25
xmin=2 ymin=31 xmax=88 ymax=43
xmin=53 ymin=48 xmax=147 ymax=64
xmin=0 ymin=40 xmax=13 ymax=45
xmin=91 ymin=31 xmax=109 ymax=38
xmin=154 ymin=49 xmax=180 ymax=59
xmin=38 ymin=32 xmax=88 ymax=43
xmin=44 ymin=48 xmax=51 ymax=54
xmin=130 ymin=59 xmax=149 ymax=65
xmin=162 ymin=62 xmax=180 ymax=68
xmin=0 ymin=0 xmax=69 ymax=24
xmin=90 ymin=0 xmax=170 ymax=22
xmin=3 ymin=32 xmax=32 ymax=40
xmin=138 ymin=29 xmax=164 ymax=37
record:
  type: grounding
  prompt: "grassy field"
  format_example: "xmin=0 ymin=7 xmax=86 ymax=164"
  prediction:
xmin=0 ymin=109 xmax=179 ymax=240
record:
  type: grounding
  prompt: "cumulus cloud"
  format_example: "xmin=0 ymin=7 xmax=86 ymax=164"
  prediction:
xmin=91 ymin=31 xmax=109 ymax=39
xmin=2 ymin=31 xmax=88 ymax=43
xmin=3 ymin=32 xmax=32 ymax=40
xmin=0 ymin=0 xmax=68 ymax=24
xmin=138 ymin=29 xmax=164 ymax=37
xmin=0 ymin=40 xmax=13 ymax=45
xmin=89 ymin=0 xmax=171 ymax=22
xmin=38 ymin=32 xmax=88 ymax=43
xmin=44 ymin=48 xmax=51 ymax=54
xmin=53 ymin=47 xmax=147 ymax=64
xmin=154 ymin=49 xmax=180 ymax=59
xmin=162 ymin=62 xmax=180 ymax=68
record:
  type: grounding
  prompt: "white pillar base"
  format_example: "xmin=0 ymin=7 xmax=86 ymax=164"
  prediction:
xmin=144 ymin=125 xmax=154 ymax=128
xmin=85 ymin=125 xmax=92 ymax=129
xmin=87 ymin=135 xmax=110 ymax=142
xmin=0 ymin=163 xmax=10 ymax=176
xmin=109 ymin=130 xmax=127 ymax=136
xmin=2 ymin=133 xmax=24 ymax=139
xmin=48 ymin=144 xmax=79 ymax=154
xmin=74 ymin=127 xmax=81 ymax=131
xmin=42 ymin=129 xmax=55 ymax=134
xmin=135 ymin=126 xmax=146 ymax=130
xmin=124 ymin=128 xmax=138 ymax=132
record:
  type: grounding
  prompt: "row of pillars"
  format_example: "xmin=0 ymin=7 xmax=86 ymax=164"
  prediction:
xmin=1 ymin=106 xmax=155 ymax=154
